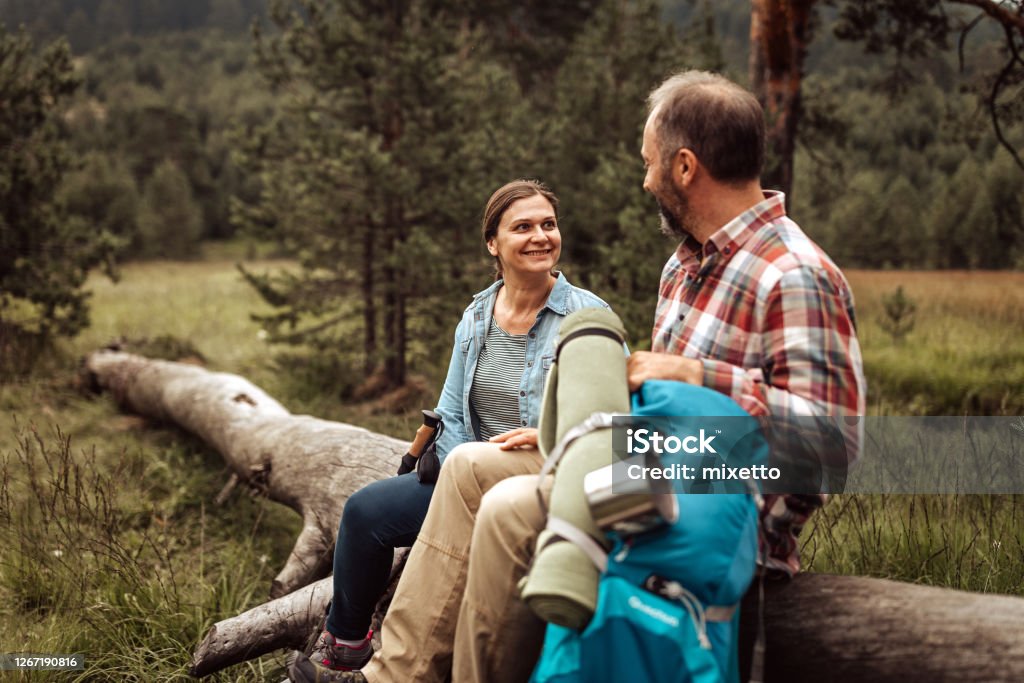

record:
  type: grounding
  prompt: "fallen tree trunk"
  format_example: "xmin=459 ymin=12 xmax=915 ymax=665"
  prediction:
xmin=83 ymin=350 xmax=407 ymax=598
xmin=187 ymin=566 xmax=1024 ymax=681
xmin=86 ymin=351 xmax=1024 ymax=681
xmin=738 ymin=573 xmax=1024 ymax=682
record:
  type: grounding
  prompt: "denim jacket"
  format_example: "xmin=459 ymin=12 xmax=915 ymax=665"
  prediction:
xmin=433 ymin=272 xmax=609 ymax=461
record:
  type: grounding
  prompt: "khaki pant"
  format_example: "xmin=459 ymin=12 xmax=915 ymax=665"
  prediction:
xmin=363 ymin=442 xmax=551 ymax=683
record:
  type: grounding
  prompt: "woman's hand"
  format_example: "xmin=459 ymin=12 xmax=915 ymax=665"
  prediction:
xmin=490 ymin=427 xmax=539 ymax=450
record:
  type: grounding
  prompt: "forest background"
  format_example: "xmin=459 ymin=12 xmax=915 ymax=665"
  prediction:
xmin=1 ymin=0 xmax=1023 ymax=680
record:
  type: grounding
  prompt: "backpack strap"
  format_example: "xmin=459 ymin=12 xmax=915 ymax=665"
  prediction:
xmin=545 ymin=515 xmax=608 ymax=573
xmin=545 ymin=516 xmax=742 ymax=651
xmin=536 ymin=411 xmax=616 ymax=513
xmin=748 ymin=504 xmax=769 ymax=683
xmin=704 ymin=604 xmax=738 ymax=622
xmin=555 ymin=327 xmax=624 ymax=363
xmin=656 ymin=578 xmax=739 ymax=623
xmin=645 ymin=577 xmax=737 ymax=650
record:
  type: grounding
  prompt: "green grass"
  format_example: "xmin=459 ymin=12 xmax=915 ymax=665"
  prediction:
xmin=0 ymin=257 xmax=313 ymax=681
xmin=76 ymin=259 xmax=289 ymax=381
xmin=802 ymin=270 xmax=1024 ymax=583
xmin=847 ymin=270 xmax=1024 ymax=416
xmin=1 ymin=258 xmax=1023 ymax=680
xmin=804 ymin=494 xmax=1024 ymax=593
xmin=0 ymin=420 xmax=300 ymax=681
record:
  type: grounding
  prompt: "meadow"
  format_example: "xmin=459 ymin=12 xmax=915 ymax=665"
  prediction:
xmin=847 ymin=270 xmax=1024 ymax=416
xmin=1 ymin=257 xmax=1022 ymax=681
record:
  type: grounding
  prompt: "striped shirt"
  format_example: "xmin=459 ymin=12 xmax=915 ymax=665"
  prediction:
xmin=469 ymin=317 xmax=528 ymax=441
xmin=653 ymin=190 xmax=866 ymax=576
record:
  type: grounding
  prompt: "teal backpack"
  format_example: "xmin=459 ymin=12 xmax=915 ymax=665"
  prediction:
xmin=529 ymin=380 xmax=767 ymax=683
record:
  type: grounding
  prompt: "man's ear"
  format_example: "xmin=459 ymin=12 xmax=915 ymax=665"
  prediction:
xmin=671 ymin=148 xmax=699 ymax=190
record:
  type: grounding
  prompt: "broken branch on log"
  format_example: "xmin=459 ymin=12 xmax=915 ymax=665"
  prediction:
xmin=189 ymin=549 xmax=409 ymax=678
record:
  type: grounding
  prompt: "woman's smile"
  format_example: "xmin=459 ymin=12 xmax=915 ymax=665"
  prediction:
xmin=488 ymin=194 xmax=563 ymax=277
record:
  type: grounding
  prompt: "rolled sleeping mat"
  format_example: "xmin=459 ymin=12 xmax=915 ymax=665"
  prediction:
xmin=519 ymin=307 xmax=630 ymax=630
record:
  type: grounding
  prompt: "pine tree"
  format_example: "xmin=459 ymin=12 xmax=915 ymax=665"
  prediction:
xmin=235 ymin=0 xmax=540 ymax=389
xmin=753 ymin=0 xmax=1024 ymax=200
xmin=0 ymin=27 xmax=119 ymax=365
xmin=879 ymin=286 xmax=916 ymax=344
xmin=138 ymin=159 xmax=203 ymax=258
xmin=60 ymin=152 xmax=141 ymax=256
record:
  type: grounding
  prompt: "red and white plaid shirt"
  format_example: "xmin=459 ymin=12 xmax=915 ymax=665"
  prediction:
xmin=652 ymin=191 xmax=866 ymax=575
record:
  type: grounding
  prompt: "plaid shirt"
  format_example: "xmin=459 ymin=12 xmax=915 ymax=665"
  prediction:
xmin=652 ymin=191 xmax=865 ymax=576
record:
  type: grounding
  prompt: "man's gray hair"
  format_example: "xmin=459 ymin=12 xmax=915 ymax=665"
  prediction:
xmin=647 ymin=70 xmax=765 ymax=183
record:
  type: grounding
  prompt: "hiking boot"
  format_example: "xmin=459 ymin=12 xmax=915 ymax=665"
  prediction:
xmin=288 ymin=650 xmax=368 ymax=683
xmin=307 ymin=629 xmax=373 ymax=670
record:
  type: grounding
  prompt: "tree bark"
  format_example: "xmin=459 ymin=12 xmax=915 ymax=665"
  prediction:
xmin=186 ymin=563 xmax=1024 ymax=680
xmin=83 ymin=350 xmax=408 ymax=598
xmin=85 ymin=351 xmax=1024 ymax=681
xmin=362 ymin=214 xmax=377 ymax=376
xmin=189 ymin=550 xmax=409 ymax=678
xmin=749 ymin=0 xmax=816 ymax=201
xmin=739 ymin=573 xmax=1024 ymax=682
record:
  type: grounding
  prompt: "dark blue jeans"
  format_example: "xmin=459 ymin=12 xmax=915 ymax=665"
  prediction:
xmin=326 ymin=471 xmax=435 ymax=639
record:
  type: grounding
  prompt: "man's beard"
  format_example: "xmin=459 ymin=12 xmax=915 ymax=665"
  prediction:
xmin=656 ymin=185 xmax=693 ymax=240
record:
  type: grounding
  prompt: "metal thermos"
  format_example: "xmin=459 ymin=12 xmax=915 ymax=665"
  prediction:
xmin=583 ymin=456 xmax=678 ymax=537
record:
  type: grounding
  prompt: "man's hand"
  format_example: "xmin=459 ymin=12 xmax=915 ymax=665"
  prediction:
xmin=490 ymin=427 xmax=539 ymax=450
xmin=626 ymin=351 xmax=703 ymax=392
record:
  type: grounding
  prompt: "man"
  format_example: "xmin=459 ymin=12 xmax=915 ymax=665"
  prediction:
xmin=289 ymin=69 xmax=865 ymax=683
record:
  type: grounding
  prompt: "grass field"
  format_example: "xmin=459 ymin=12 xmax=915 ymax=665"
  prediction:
xmin=1 ymin=258 xmax=1022 ymax=680
xmin=846 ymin=270 xmax=1024 ymax=416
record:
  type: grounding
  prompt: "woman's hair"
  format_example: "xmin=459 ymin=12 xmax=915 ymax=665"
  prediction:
xmin=481 ymin=179 xmax=559 ymax=277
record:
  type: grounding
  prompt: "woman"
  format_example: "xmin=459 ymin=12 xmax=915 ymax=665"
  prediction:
xmin=298 ymin=179 xmax=609 ymax=678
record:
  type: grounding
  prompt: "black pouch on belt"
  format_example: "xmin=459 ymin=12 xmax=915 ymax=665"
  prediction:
xmin=397 ymin=410 xmax=444 ymax=484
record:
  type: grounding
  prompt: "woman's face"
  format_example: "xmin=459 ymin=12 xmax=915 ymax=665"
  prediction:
xmin=488 ymin=194 xmax=562 ymax=278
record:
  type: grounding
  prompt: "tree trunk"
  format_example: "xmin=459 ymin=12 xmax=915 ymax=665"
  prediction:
xmin=188 ymin=563 xmax=1024 ymax=680
xmin=394 ymin=290 xmax=406 ymax=386
xmin=749 ymin=0 xmax=816 ymax=202
xmin=379 ymin=89 xmax=406 ymax=389
xmin=83 ymin=350 xmax=408 ymax=598
xmin=738 ymin=573 xmax=1024 ymax=682
xmin=382 ymin=259 xmax=401 ymax=387
xmin=85 ymin=351 xmax=1024 ymax=681
xmin=362 ymin=216 xmax=377 ymax=376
